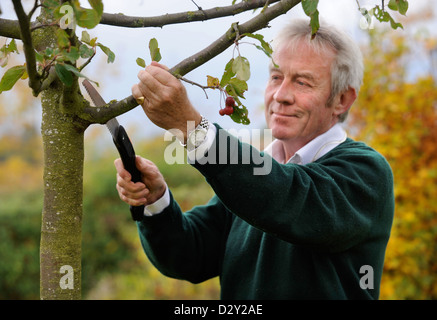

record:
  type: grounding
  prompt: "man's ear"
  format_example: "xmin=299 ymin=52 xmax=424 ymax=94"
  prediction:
xmin=333 ymin=87 xmax=357 ymax=117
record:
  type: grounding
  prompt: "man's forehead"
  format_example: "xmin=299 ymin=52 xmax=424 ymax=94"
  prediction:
xmin=269 ymin=41 xmax=335 ymax=73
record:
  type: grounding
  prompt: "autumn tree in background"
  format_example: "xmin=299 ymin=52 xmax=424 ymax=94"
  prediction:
xmin=348 ymin=29 xmax=437 ymax=299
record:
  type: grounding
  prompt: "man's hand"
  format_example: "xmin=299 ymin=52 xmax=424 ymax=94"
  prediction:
xmin=132 ymin=61 xmax=201 ymax=142
xmin=115 ymin=156 xmax=166 ymax=207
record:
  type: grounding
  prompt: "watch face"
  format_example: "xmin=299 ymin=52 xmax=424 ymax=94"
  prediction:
xmin=189 ymin=128 xmax=207 ymax=147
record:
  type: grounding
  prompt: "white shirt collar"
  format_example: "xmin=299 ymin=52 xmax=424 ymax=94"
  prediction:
xmin=264 ymin=123 xmax=347 ymax=165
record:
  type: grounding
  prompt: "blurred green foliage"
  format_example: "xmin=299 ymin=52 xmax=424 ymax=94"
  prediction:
xmin=0 ymin=133 xmax=218 ymax=299
xmin=0 ymin=190 xmax=41 ymax=299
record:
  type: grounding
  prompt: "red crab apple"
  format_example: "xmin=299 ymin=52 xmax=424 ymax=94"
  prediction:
xmin=225 ymin=96 xmax=235 ymax=107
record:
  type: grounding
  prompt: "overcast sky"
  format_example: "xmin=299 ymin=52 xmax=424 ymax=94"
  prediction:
xmin=1 ymin=0 xmax=436 ymax=142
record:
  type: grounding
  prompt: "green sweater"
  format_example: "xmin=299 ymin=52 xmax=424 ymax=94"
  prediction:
xmin=137 ymin=124 xmax=394 ymax=299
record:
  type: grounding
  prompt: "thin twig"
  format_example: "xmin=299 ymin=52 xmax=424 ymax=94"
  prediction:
xmin=78 ymin=50 xmax=96 ymax=72
xmin=28 ymin=0 xmax=41 ymax=20
xmin=11 ymin=0 xmax=41 ymax=96
xmin=191 ymin=0 xmax=202 ymax=10
xmin=30 ymin=21 xmax=59 ymax=32
xmin=176 ymin=74 xmax=222 ymax=99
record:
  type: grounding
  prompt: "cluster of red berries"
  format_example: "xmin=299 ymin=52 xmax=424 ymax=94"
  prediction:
xmin=219 ymin=96 xmax=235 ymax=116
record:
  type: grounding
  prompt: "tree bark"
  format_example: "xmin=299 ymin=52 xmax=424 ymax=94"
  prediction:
xmin=40 ymin=81 xmax=86 ymax=299
xmin=34 ymin=0 xmax=88 ymax=300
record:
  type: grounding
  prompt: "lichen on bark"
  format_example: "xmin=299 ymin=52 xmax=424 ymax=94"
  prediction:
xmin=36 ymin=1 xmax=88 ymax=299
xmin=40 ymin=76 xmax=86 ymax=299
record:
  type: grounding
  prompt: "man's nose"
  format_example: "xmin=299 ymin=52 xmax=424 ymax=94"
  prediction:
xmin=273 ymin=80 xmax=294 ymax=105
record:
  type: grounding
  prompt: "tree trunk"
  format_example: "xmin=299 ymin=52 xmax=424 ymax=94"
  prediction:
xmin=39 ymin=80 xmax=86 ymax=299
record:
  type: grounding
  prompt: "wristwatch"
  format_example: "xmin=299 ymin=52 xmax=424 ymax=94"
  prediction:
xmin=186 ymin=116 xmax=209 ymax=151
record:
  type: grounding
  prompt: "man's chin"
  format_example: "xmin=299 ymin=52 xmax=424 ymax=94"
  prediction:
xmin=270 ymin=127 xmax=297 ymax=141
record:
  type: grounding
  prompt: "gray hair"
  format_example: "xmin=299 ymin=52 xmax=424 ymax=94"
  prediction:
xmin=272 ymin=19 xmax=363 ymax=122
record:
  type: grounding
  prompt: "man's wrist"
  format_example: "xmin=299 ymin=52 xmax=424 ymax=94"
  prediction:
xmin=187 ymin=122 xmax=216 ymax=163
xmin=143 ymin=185 xmax=170 ymax=216
xmin=185 ymin=115 xmax=209 ymax=151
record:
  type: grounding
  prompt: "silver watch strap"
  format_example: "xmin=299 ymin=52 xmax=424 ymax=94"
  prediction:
xmin=179 ymin=116 xmax=209 ymax=147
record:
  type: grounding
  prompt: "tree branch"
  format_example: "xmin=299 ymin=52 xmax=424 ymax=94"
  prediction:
xmin=0 ymin=18 xmax=23 ymax=39
xmin=99 ymin=0 xmax=281 ymax=28
xmin=0 ymin=0 xmax=278 ymax=38
xmin=11 ymin=0 xmax=42 ymax=96
xmin=81 ymin=95 xmax=139 ymax=124
xmin=83 ymin=0 xmax=301 ymax=124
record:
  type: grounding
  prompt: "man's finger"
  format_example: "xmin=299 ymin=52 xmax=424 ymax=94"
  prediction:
xmin=132 ymin=84 xmax=145 ymax=105
xmin=114 ymin=158 xmax=131 ymax=181
xmin=150 ymin=60 xmax=170 ymax=71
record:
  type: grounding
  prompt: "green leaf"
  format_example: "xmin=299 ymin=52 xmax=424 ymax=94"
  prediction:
xmin=8 ymin=39 xmax=18 ymax=54
xmin=388 ymin=0 xmax=398 ymax=11
xmin=45 ymin=47 xmax=54 ymax=57
xmin=309 ymin=10 xmax=320 ymax=38
xmin=398 ymin=0 xmax=409 ymax=15
xmin=62 ymin=64 xmax=81 ymax=77
xmin=301 ymin=0 xmax=319 ymax=15
xmin=76 ymin=8 xmax=100 ymax=29
xmin=136 ymin=57 xmax=146 ymax=68
xmin=232 ymin=56 xmax=251 ymax=81
xmin=374 ymin=8 xmax=403 ymax=29
xmin=301 ymin=0 xmax=320 ymax=37
xmin=389 ymin=16 xmax=403 ymax=29
xmin=55 ymin=64 xmax=73 ymax=87
xmin=220 ymin=59 xmax=235 ymax=87
xmin=0 ymin=41 xmax=18 ymax=68
xmin=56 ymin=28 xmax=70 ymax=48
xmin=149 ymin=38 xmax=162 ymax=62
xmin=243 ymin=33 xmax=273 ymax=58
xmin=72 ymin=1 xmax=102 ymax=29
xmin=88 ymin=0 xmax=104 ymax=16
xmin=0 ymin=56 xmax=8 ymax=68
xmin=230 ymin=104 xmax=250 ymax=125
xmin=0 ymin=65 xmax=26 ymax=93
xmin=97 ymin=43 xmax=115 ymax=63
xmin=61 ymin=63 xmax=97 ymax=85
xmin=81 ymin=30 xmax=91 ymax=44
xmin=35 ymin=51 xmax=44 ymax=63
xmin=79 ymin=44 xmax=94 ymax=59
xmin=226 ymin=78 xmax=248 ymax=98
xmin=388 ymin=0 xmax=408 ymax=15
xmin=63 ymin=47 xmax=80 ymax=64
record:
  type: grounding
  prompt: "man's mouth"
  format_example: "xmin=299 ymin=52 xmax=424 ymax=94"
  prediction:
xmin=271 ymin=112 xmax=299 ymax=118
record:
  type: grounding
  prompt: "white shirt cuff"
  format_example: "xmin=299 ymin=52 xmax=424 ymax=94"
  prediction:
xmin=143 ymin=185 xmax=170 ymax=216
xmin=187 ymin=121 xmax=217 ymax=163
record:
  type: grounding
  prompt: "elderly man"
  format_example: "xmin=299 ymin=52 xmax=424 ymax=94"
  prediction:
xmin=115 ymin=19 xmax=394 ymax=299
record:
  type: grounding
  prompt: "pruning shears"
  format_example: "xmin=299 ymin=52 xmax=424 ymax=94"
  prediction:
xmin=82 ymin=79 xmax=144 ymax=221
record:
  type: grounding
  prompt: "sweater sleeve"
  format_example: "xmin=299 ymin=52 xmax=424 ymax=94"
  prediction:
xmin=136 ymin=191 xmax=232 ymax=283
xmin=191 ymin=124 xmax=394 ymax=253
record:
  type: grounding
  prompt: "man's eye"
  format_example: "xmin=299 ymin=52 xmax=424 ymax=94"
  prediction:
xmin=271 ymin=75 xmax=281 ymax=81
xmin=296 ymin=80 xmax=311 ymax=87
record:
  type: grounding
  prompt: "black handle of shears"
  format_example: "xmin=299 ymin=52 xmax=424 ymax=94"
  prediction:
xmin=113 ymin=125 xmax=144 ymax=221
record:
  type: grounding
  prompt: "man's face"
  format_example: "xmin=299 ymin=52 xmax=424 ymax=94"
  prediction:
xmin=264 ymin=40 xmax=339 ymax=148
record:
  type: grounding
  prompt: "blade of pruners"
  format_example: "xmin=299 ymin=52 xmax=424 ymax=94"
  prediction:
xmin=82 ymin=79 xmax=119 ymax=139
